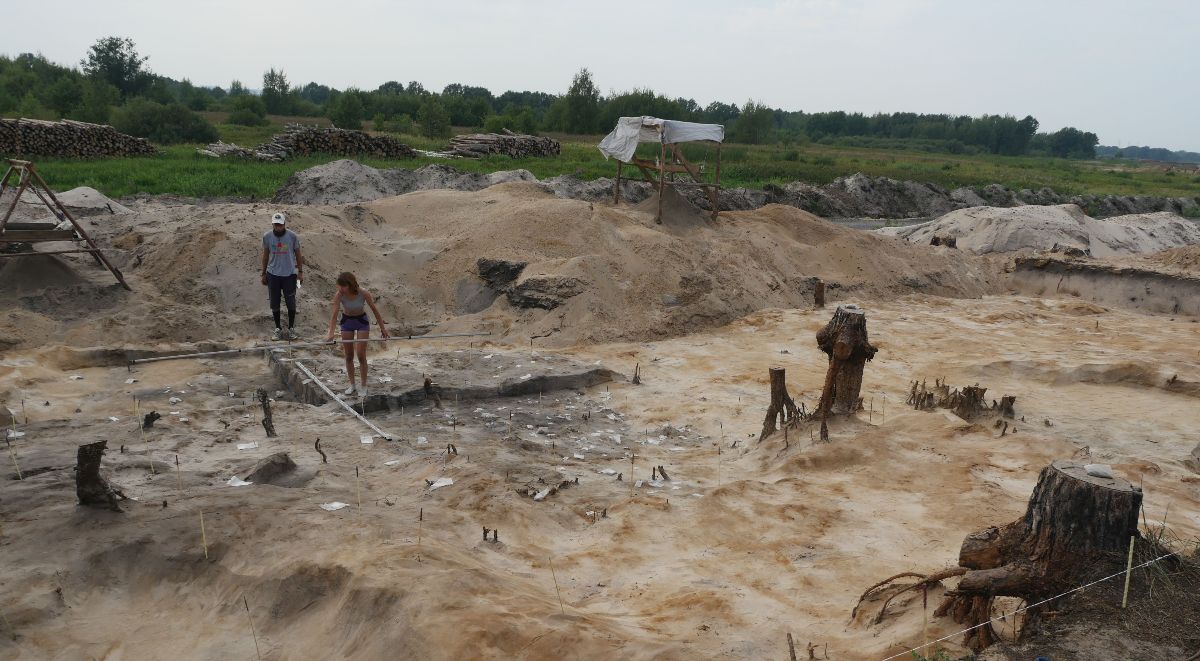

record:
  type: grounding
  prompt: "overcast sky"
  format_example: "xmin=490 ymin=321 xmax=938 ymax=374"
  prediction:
xmin=7 ymin=0 xmax=1198 ymax=150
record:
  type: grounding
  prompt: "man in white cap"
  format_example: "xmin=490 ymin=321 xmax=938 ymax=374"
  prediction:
xmin=261 ymin=211 xmax=304 ymax=340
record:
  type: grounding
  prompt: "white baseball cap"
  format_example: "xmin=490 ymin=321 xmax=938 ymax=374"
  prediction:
xmin=271 ymin=212 xmax=287 ymax=225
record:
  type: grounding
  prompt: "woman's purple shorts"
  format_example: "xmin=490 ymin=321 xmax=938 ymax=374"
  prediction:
xmin=340 ymin=314 xmax=370 ymax=332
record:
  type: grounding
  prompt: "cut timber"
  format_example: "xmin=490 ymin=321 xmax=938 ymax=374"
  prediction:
xmin=75 ymin=440 xmax=126 ymax=511
xmin=940 ymin=460 xmax=1143 ymax=651
xmin=815 ymin=305 xmax=877 ymax=417
xmin=759 ymin=366 xmax=799 ymax=441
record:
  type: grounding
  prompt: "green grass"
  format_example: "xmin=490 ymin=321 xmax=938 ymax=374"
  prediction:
xmin=24 ymin=120 xmax=1200 ymax=201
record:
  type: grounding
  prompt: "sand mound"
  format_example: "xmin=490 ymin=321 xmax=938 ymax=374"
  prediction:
xmin=14 ymin=185 xmax=130 ymax=218
xmin=879 ymin=204 xmax=1200 ymax=256
xmin=272 ymin=160 xmax=536 ymax=205
xmin=0 ymin=254 xmax=86 ymax=291
xmin=9 ymin=183 xmax=997 ymax=351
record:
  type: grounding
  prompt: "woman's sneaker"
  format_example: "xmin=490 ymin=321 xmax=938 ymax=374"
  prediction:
xmin=271 ymin=328 xmax=284 ymax=341
xmin=343 ymin=385 xmax=355 ymax=396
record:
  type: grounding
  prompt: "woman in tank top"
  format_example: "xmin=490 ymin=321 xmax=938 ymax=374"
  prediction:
xmin=324 ymin=271 xmax=389 ymax=396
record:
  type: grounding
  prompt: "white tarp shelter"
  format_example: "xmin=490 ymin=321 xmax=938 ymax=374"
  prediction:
xmin=597 ymin=116 xmax=725 ymax=162
xmin=596 ymin=117 xmax=725 ymax=222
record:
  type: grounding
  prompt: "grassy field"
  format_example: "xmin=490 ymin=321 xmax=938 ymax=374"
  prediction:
xmin=24 ymin=117 xmax=1200 ymax=201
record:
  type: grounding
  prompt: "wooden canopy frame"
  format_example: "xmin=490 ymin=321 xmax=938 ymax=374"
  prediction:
xmin=612 ymin=124 xmax=722 ymax=223
xmin=0 ymin=158 xmax=130 ymax=290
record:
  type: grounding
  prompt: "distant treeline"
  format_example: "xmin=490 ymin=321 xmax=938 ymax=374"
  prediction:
xmin=1096 ymin=145 xmax=1200 ymax=165
xmin=0 ymin=38 xmax=1098 ymax=158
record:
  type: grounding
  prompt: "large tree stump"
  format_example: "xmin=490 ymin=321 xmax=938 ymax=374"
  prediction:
xmin=939 ymin=460 xmax=1142 ymax=650
xmin=759 ymin=367 xmax=800 ymax=441
xmin=815 ymin=305 xmax=877 ymax=418
xmin=76 ymin=440 xmax=126 ymax=512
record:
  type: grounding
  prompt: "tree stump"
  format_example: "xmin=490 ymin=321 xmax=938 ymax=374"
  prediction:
xmin=813 ymin=279 xmax=825 ymax=308
xmin=938 ymin=460 xmax=1142 ymax=650
xmin=760 ymin=367 xmax=800 ymax=441
xmin=257 ymin=389 xmax=276 ymax=438
xmin=815 ymin=305 xmax=877 ymax=418
xmin=76 ymin=440 xmax=126 ymax=512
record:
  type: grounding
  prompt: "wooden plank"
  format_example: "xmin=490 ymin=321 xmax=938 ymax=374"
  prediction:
xmin=0 ymin=229 xmax=77 ymax=242
xmin=5 ymin=222 xmax=58 ymax=230
xmin=657 ymin=139 xmax=666 ymax=224
xmin=0 ymin=249 xmax=99 ymax=258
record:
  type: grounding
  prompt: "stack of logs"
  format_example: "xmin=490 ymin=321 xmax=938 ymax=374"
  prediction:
xmin=0 ymin=118 xmax=157 ymax=158
xmin=447 ymin=129 xmax=560 ymax=159
xmin=197 ymin=124 xmax=417 ymax=161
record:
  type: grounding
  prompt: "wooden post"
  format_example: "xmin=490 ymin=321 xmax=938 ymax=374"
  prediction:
xmin=656 ymin=133 xmax=667 ymax=224
xmin=713 ymin=142 xmax=722 ymax=221
xmin=787 ymin=633 xmax=798 ymax=661
xmin=613 ymin=161 xmax=623 ymax=204
xmin=760 ymin=366 xmax=799 ymax=441
xmin=814 ymin=279 xmax=825 ymax=308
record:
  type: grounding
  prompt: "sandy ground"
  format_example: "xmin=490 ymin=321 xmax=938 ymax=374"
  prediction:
xmin=2 ymin=294 xmax=1197 ymax=660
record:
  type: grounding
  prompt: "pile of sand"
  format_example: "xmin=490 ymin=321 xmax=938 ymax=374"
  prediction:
xmin=272 ymin=160 xmax=536 ymax=205
xmin=2 ymin=184 xmax=1000 ymax=351
xmin=13 ymin=185 xmax=131 ymax=218
xmin=879 ymin=204 xmax=1200 ymax=256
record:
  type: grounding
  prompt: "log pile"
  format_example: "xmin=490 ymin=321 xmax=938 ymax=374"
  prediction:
xmin=197 ymin=124 xmax=417 ymax=161
xmin=447 ymin=129 xmax=560 ymax=159
xmin=0 ymin=118 xmax=157 ymax=158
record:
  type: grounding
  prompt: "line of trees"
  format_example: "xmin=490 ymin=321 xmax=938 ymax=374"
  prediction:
xmin=0 ymin=38 xmax=1101 ymax=158
xmin=1096 ymin=144 xmax=1200 ymax=165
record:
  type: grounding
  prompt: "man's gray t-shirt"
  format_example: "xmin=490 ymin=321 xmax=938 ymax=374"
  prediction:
xmin=262 ymin=230 xmax=300 ymax=277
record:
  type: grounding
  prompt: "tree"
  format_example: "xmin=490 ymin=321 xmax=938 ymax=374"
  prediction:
xmin=417 ymin=96 xmax=451 ymax=138
xmin=261 ymin=68 xmax=293 ymax=114
xmin=76 ymin=79 xmax=119 ymax=123
xmin=731 ymin=100 xmax=774 ymax=144
xmin=111 ymin=98 xmax=218 ymax=144
xmin=406 ymin=81 xmax=427 ymax=96
xmin=81 ymin=37 xmax=150 ymax=98
xmin=228 ymin=94 xmax=268 ymax=126
xmin=564 ymin=68 xmax=600 ymax=134
xmin=228 ymin=80 xmax=247 ymax=96
xmin=46 ymin=77 xmax=84 ymax=116
xmin=377 ymin=80 xmax=404 ymax=95
xmin=329 ymin=90 xmax=365 ymax=130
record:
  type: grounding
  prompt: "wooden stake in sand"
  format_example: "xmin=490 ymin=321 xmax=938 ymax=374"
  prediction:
xmin=135 ymin=397 xmax=145 ymax=444
xmin=417 ymin=507 xmax=423 ymax=562
xmin=548 ymin=556 xmax=566 ymax=615
xmin=6 ymin=437 xmax=21 ymax=481
xmin=242 ymin=594 xmax=263 ymax=660
xmin=786 ymin=632 xmax=798 ymax=661
xmin=355 ymin=466 xmax=362 ymax=510
xmin=1121 ymin=535 xmax=1136 ymax=608
xmin=175 ymin=454 xmax=183 ymax=493
xmin=199 ymin=510 xmax=209 ymax=560
xmin=0 ymin=609 xmax=15 ymax=642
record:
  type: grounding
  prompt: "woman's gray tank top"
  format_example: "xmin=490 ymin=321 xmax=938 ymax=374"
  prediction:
xmin=340 ymin=291 xmax=365 ymax=315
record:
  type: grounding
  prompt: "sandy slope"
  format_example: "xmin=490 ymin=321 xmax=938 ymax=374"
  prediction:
xmin=0 ymin=184 xmax=998 ymax=353
xmin=1 ymin=295 xmax=1196 ymax=660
